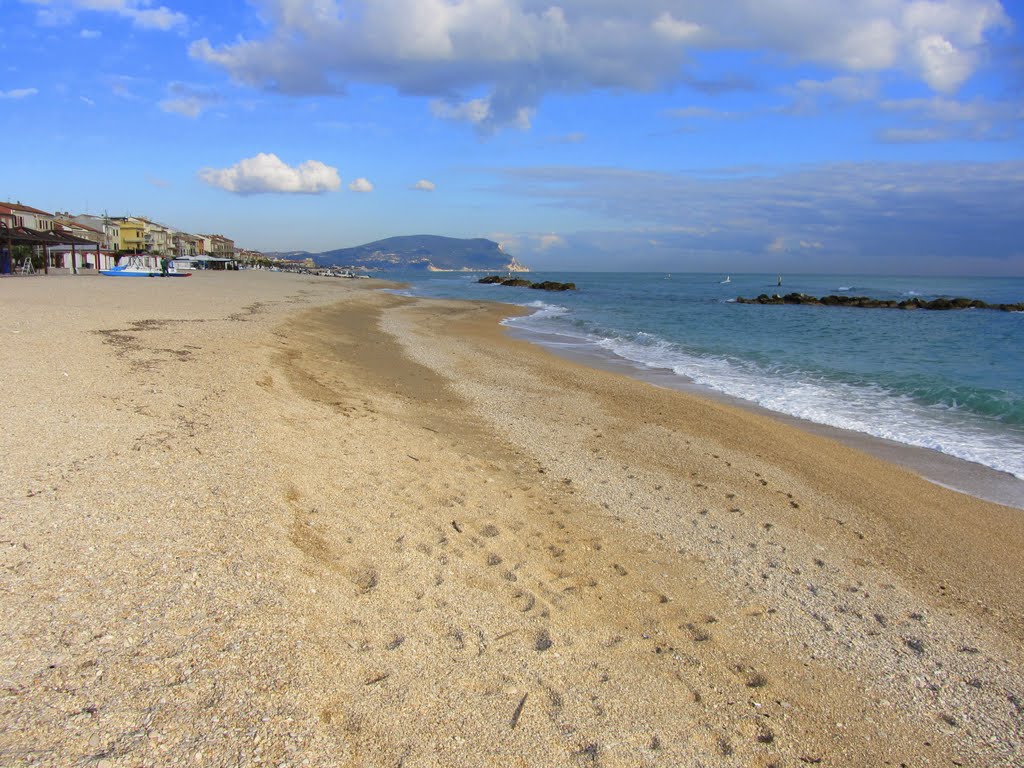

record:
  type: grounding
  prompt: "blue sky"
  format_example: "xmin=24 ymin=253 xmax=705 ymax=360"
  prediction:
xmin=2 ymin=0 xmax=1022 ymax=273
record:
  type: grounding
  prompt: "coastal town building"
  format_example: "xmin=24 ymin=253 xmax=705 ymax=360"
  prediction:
xmin=62 ymin=214 xmax=122 ymax=252
xmin=138 ymin=218 xmax=174 ymax=256
xmin=2 ymin=198 xmax=255 ymax=276
xmin=1 ymin=201 xmax=103 ymax=274
xmin=53 ymin=215 xmax=105 ymax=246
xmin=1 ymin=202 xmax=59 ymax=233
xmin=173 ymin=232 xmax=204 ymax=258
xmin=113 ymin=217 xmax=146 ymax=253
xmin=200 ymin=233 xmax=235 ymax=259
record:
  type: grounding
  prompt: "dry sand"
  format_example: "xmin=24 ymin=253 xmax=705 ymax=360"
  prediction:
xmin=2 ymin=271 xmax=1023 ymax=767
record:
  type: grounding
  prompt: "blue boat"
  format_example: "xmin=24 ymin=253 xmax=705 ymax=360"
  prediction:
xmin=100 ymin=254 xmax=191 ymax=277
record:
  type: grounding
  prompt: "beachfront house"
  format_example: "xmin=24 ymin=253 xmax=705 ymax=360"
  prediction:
xmin=65 ymin=214 xmax=122 ymax=252
xmin=1 ymin=201 xmax=59 ymax=233
xmin=54 ymin=215 xmax=104 ymax=246
xmin=1 ymin=201 xmax=102 ymax=274
xmin=48 ymin=216 xmax=109 ymax=272
xmin=173 ymin=231 xmax=203 ymax=258
xmin=196 ymin=233 xmax=237 ymax=269
xmin=113 ymin=217 xmax=146 ymax=253
xmin=140 ymin=218 xmax=174 ymax=256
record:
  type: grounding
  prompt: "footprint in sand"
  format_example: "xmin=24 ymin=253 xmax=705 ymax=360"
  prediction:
xmin=511 ymin=590 xmax=537 ymax=612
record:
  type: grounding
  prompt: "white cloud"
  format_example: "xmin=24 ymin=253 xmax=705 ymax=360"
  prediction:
xmin=80 ymin=28 xmax=100 ymax=38
xmin=159 ymin=82 xmax=220 ymax=118
xmin=877 ymin=94 xmax=1018 ymax=140
xmin=912 ymin=33 xmax=975 ymax=92
xmin=538 ymin=234 xmax=566 ymax=250
xmin=411 ymin=179 xmax=436 ymax=191
xmin=23 ymin=0 xmax=186 ymax=30
xmin=349 ymin=177 xmax=374 ymax=192
xmin=651 ymin=12 xmax=703 ymax=43
xmin=794 ymin=76 xmax=878 ymax=102
xmin=199 ymin=153 xmax=341 ymax=195
xmin=430 ymin=98 xmax=491 ymax=126
xmin=190 ymin=0 xmax=1012 ymax=131
xmin=80 ymin=95 xmax=95 ymax=106
xmin=127 ymin=5 xmax=186 ymax=30
xmin=0 ymin=88 xmax=38 ymax=99
xmin=430 ymin=96 xmax=533 ymax=132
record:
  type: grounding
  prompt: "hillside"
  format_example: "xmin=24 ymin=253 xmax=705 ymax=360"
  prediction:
xmin=314 ymin=235 xmax=529 ymax=272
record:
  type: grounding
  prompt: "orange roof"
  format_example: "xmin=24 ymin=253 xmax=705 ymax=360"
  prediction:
xmin=0 ymin=201 xmax=55 ymax=217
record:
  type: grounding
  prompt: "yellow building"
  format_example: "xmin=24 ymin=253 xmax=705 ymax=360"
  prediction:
xmin=114 ymin=217 xmax=145 ymax=253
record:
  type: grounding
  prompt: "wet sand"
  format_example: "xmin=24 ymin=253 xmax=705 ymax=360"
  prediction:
xmin=2 ymin=271 xmax=1023 ymax=767
xmin=504 ymin=328 xmax=1024 ymax=511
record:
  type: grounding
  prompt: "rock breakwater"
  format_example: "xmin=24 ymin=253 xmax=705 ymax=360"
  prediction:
xmin=736 ymin=292 xmax=1024 ymax=311
xmin=479 ymin=275 xmax=577 ymax=291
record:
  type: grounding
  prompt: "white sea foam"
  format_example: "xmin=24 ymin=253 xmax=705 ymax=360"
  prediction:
xmin=502 ymin=300 xmax=570 ymax=322
xmin=509 ymin=312 xmax=1024 ymax=479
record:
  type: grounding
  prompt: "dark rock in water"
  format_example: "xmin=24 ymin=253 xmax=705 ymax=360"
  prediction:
xmin=735 ymin=293 xmax=1024 ymax=312
xmin=530 ymin=280 xmax=577 ymax=291
xmin=478 ymin=276 xmax=577 ymax=291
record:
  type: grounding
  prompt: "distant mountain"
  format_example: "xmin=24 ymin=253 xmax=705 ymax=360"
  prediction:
xmin=314 ymin=235 xmax=529 ymax=272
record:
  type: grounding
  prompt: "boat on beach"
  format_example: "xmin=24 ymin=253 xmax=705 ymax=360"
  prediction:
xmin=100 ymin=254 xmax=191 ymax=277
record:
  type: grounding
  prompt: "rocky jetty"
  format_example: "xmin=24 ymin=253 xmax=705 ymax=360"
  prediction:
xmin=479 ymin=275 xmax=577 ymax=291
xmin=735 ymin=292 xmax=1024 ymax=312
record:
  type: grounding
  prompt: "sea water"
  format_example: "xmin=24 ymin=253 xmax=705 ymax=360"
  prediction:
xmin=391 ymin=272 xmax=1024 ymax=482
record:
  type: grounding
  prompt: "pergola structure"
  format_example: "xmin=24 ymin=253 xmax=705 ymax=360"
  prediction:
xmin=0 ymin=219 xmax=101 ymax=275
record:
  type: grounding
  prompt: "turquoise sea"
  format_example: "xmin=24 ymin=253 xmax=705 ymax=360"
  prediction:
xmin=391 ymin=272 xmax=1024 ymax=481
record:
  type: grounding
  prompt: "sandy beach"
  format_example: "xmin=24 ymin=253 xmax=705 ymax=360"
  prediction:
xmin=2 ymin=271 xmax=1023 ymax=767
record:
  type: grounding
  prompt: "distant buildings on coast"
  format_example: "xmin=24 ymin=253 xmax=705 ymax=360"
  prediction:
xmin=0 ymin=199 xmax=267 ymax=275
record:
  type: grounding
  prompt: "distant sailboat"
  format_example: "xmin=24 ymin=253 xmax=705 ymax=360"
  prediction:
xmin=720 ymin=275 xmax=731 ymax=284
xmin=777 ymin=275 xmax=783 ymax=287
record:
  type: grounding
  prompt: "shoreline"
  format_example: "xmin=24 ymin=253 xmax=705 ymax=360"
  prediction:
xmin=500 ymin=322 xmax=1024 ymax=510
xmin=3 ymin=272 xmax=1023 ymax=766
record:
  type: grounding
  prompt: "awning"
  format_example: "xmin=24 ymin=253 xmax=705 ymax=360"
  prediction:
xmin=1 ymin=225 xmax=98 ymax=247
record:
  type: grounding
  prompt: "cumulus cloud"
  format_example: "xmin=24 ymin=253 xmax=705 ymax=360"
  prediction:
xmin=349 ymin=177 xmax=374 ymax=192
xmin=411 ymin=179 xmax=436 ymax=191
xmin=189 ymin=0 xmax=1012 ymax=131
xmin=23 ymin=0 xmax=187 ymax=30
xmin=0 ymin=88 xmax=38 ymax=99
xmin=159 ymin=82 xmax=221 ymax=118
xmin=430 ymin=96 xmax=533 ymax=132
xmin=199 ymin=153 xmax=341 ymax=195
